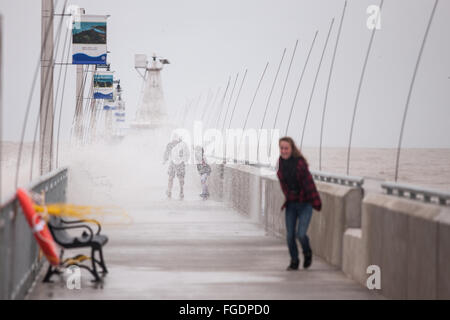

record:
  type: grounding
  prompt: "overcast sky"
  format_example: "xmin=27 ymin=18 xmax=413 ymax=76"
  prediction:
xmin=0 ymin=0 xmax=449 ymax=147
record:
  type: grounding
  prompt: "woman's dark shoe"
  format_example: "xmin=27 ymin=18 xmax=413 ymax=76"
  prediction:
xmin=286 ymin=260 xmax=299 ymax=271
xmin=303 ymin=252 xmax=312 ymax=269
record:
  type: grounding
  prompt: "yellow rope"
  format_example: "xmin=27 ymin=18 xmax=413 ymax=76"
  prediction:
xmin=63 ymin=255 xmax=90 ymax=266
xmin=33 ymin=203 xmax=132 ymax=226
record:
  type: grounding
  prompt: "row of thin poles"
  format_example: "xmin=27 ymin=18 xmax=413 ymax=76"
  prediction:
xmin=6 ymin=0 xmax=440 ymax=193
xmin=187 ymin=3 xmax=344 ymax=167
xmin=180 ymin=0 xmax=440 ymax=182
xmin=14 ymin=0 xmax=106 ymax=189
xmin=15 ymin=0 xmax=69 ymax=189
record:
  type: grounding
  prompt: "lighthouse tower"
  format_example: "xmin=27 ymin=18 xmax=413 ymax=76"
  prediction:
xmin=132 ymin=53 xmax=170 ymax=128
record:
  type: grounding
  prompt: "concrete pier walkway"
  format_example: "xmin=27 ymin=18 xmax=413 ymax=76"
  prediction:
xmin=27 ymin=189 xmax=381 ymax=300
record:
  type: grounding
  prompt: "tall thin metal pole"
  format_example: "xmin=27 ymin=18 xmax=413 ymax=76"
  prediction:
xmin=242 ymin=62 xmax=269 ymax=132
xmin=194 ymin=91 xmax=207 ymax=120
xmin=71 ymin=64 xmax=88 ymax=142
xmin=285 ymin=31 xmax=318 ymax=136
xmin=200 ymin=89 xmax=213 ymax=121
xmin=184 ymin=93 xmax=201 ymax=127
xmin=205 ymin=86 xmax=221 ymax=127
xmin=346 ymin=0 xmax=384 ymax=175
xmin=40 ymin=0 xmax=55 ymax=174
xmin=257 ymin=48 xmax=286 ymax=162
xmin=191 ymin=93 xmax=203 ymax=123
xmin=271 ymin=40 xmax=298 ymax=133
xmin=268 ymin=40 xmax=298 ymax=159
xmin=319 ymin=1 xmax=347 ymax=171
xmin=73 ymin=8 xmax=86 ymax=143
xmin=221 ymin=73 xmax=239 ymax=162
xmin=87 ymin=89 xmax=98 ymax=143
xmin=214 ymin=77 xmax=231 ymax=129
xmin=181 ymin=99 xmax=193 ymax=127
xmin=56 ymin=30 xmax=72 ymax=167
xmin=227 ymin=69 xmax=248 ymax=130
xmin=74 ymin=66 xmax=85 ymax=140
xmin=300 ymin=18 xmax=335 ymax=149
xmin=227 ymin=69 xmax=248 ymax=161
xmin=32 ymin=0 xmax=60 ymax=180
xmin=239 ymin=62 xmax=269 ymax=161
xmin=37 ymin=0 xmax=68 ymax=178
xmin=15 ymin=0 xmax=57 ymax=188
xmin=51 ymin=25 xmax=70 ymax=166
xmin=175 ymin=100 xmax=187 ymax=124
xmin=221 ymin=73 xmax=239 ymax=132
xmin=394 ymin=0 xmax=439 ymax=181
xmin=80 ymin=67 xmax=94 ymax=144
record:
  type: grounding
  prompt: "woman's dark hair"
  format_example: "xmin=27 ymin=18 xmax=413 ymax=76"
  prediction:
xmin=279 ymin=136 xmax=308 ymax=167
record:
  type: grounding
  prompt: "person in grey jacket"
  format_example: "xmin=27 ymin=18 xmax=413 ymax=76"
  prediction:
xmin=164 ymin=134 xmax=190 ymax=199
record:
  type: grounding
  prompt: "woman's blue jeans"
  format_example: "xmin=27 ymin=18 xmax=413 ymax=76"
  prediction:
xmin=285 ymin=202 xmax=313 ymax=262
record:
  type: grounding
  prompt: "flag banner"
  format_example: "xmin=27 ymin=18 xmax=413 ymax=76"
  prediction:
xmin=103 ymin=103 xmax=116 ymax=110
xmin=114 ymin=112 xmax=126 ymax=117
xmin=94 ymin=71 xmax=114 ymax=99
xmin=72 ymin=15 xmax=108 ymax=64
xmin=103 ymin=98 xmax=116 ymax=110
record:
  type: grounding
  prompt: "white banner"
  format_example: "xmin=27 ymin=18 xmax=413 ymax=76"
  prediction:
xmin=72 ymin=15 xmax=108 ymax=64
xmin=93 ymin=71 xmax=114 ymax=100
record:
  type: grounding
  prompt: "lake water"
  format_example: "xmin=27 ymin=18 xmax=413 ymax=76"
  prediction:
xmin=1 ymin=141 xmax=450 ymax=202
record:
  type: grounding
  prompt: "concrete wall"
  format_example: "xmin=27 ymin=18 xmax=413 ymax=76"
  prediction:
xmin=207 ymin=163 xmax=224 ymax=200
xmin=437 ymin=211 xmax=450 ymax=299
xmin=207 ymin=162 xmax=450 ymax=299
xmin=222 ymin=164 xmax=261 ymax=220
xmin=344 ymin=193 xmax=450 ymax=299
xmin=342 ymin=228 xmax=367 ymax=285
xmin=261 ymin=174 xmax=285 ymax=237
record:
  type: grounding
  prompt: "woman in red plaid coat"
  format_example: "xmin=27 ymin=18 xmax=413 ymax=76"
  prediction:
xmin=277 ymin=137 xmax=322 ymax=270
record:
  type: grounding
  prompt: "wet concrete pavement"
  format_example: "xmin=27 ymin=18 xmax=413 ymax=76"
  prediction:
xmin=27 ymin=190 xmax=382 ymax=299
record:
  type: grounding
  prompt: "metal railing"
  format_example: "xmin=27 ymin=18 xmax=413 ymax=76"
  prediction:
xmin=208 ymin=153 xmax=450 ymax=205
xmin=206 ymin=154 xmax=364 ymax=188
xmin=381 ymin=181 xmax=450 ymax=206
xmin=311 ymin=170 xmax=364 ymax=188
xmin=0 ymin=167 xmax=68 ymax=300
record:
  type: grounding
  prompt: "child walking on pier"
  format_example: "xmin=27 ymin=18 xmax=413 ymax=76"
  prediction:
xmin=276 ymin=137 xmax=322 ymax=270
xmin=195 ymin=146 xmax=211 ymax=200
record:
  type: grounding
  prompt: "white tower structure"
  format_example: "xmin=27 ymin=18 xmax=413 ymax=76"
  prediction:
xmin=132 ymin=53 xmax=170 ymax=128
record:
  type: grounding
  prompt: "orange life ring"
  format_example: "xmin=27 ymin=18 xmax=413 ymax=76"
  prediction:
xmin=16 ymin=188 xmax=60 ymax=266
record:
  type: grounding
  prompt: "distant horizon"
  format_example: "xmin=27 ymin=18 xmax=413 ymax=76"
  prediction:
xmin=2 ymin=139 xmax=450 ymax=150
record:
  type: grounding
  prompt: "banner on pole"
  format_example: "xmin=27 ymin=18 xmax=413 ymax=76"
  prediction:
xmin=93 ymin=71 xmax=114 ymax=99
xmin=72 ymin=15 xmax=108 ymax=64
xmin=103 ymin=101 xmax=116 ymax=110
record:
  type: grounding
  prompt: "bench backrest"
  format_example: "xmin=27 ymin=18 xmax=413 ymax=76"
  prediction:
xmin=47 ymin=216 xmax=73 ymax=245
